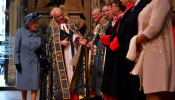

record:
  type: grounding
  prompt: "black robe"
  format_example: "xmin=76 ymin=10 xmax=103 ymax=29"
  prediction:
xmin=102 ymin=0 xmax=151 ymax=100
xmin=101 ymin=18 xmax=121 ymax=94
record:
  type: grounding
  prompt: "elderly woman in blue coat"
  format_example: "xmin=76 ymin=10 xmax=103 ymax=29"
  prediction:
xmin=14 ymin=12 xmax=42 ymax=100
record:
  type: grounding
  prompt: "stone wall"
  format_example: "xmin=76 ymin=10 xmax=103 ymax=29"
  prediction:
xmin=6 ymin=0 xmax=21 ymax=85
xmin=170 ymin=0 xmax=175 ymax=11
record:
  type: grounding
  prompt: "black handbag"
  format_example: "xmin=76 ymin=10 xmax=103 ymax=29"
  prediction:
xmin=39 ymin=55 xmax=49 ymax=70
xmin=35 ymin=47 xmax=49 ymax=70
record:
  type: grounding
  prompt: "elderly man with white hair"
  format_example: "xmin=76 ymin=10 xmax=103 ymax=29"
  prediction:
xmin=40 ymin=7 xmax=86 ymax=100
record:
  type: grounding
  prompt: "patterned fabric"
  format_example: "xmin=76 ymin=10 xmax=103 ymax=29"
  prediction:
xmin=70 ymin=19 xmax=113 ymax=98
xmin=89 ymin=18 xmax=110 ymax=96
xmin=40 ymin=18 xmax=81 ymax=100
xmin=69 ymin=45 xmax=87 ymax=98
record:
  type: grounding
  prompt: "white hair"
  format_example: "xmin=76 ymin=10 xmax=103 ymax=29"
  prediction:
xmin=51 ymin=7 xmax=63 ymax=17
xmin=92 ymin=8 xmax=101 ymax=13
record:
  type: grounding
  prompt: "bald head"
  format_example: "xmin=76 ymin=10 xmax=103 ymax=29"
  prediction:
xmin=51 ymin=8 xmax=62 ymax=17
xmin=92 ymin=8 xmax=101 ymax=13
xmin=51 ymin=7 xmax=65 ymax=23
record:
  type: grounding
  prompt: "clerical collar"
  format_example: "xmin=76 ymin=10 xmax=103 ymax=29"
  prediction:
xmin=118 ymin=13 xmax=123 ymax=18
xmin=58 ymin=19 xmax=67 ymax=26
xmin=135 ymin=0 xmax=140 ymax=6
xmin=98 ymin=19 xmax=101 ymax=24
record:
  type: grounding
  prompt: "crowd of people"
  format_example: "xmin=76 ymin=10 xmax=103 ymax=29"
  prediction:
xmin=13 ymin=0 xmax=175 ymax=100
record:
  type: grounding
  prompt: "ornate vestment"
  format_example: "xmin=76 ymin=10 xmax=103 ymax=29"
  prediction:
xmin=40 ymin=18 xmax=81 ymax=100
xmin=69 ymin=45 xmax=88 ymax=99
xmin=88 ymin=18 xmax=112 ymax=96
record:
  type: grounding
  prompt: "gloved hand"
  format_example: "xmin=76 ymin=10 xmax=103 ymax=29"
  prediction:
xmin=35 ymin=47 xmax=42 ymax=57
xmin=16 ymin=64 xmax=22 ymax=73
xmin=40 ymin=56 xmax=49 ymax=70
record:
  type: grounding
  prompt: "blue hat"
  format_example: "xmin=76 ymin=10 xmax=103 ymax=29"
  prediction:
xmin=24 ymin=12 xmax=42 ymax=27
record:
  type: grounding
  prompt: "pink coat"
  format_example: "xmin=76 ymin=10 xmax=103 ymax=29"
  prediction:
xmin=138 ymin=0 xmax=175 ymax=93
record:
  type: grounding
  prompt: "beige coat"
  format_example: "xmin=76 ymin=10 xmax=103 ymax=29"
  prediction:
xmin=138 ymin=0 xmax=175 ymax=93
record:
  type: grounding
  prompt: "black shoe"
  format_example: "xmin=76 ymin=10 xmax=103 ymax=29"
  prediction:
xmin=93 ymin=96 xmax=103 ymax=100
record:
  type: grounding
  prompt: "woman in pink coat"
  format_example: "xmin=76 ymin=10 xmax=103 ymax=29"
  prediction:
xmin=136 ymin=0 xmax=175 ymax=100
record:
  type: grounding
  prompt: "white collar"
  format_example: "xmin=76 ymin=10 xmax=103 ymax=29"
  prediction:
xmin=135 ymin=0 xmax=141 ymax=6
xmin=118 ymin=13 xmax=124 ymax=18
xmin=60 ymin=23 xmax=69 ymax=33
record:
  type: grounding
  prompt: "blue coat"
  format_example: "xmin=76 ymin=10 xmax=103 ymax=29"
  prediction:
xmin=14 ymin=27 xmax=42 ymax=90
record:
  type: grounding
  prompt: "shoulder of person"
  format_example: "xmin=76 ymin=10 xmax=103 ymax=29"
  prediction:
xmin=17 ymin=27 xmax=25 ymax=31
xmin=16 ymin=27 xmax=26 ymax=35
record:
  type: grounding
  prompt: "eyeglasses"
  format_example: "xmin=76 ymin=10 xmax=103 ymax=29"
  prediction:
xmin=112 ymin=6 xmax=116 ymax=7
xmin=56 ymin=13 xmax=64 ymax=18
xmin=102 ymin=10 xmax=109 ymax=13
xmin=112 ymin=4 xmax=118 ymax=8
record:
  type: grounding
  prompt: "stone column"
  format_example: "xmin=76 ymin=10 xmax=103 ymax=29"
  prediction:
xmin=36 ymin=0 xmax=50 ymax=8
xmin=64 ymin=0 xmax=85 ymax=33
xmin=28 ymin=0 xmax=35 ymax=13
xmin=172 ymin=0 xmax=175 ymax=11
xmin=171 ymin=0 xmax=175 ymax=26
xmin=83 ymin=0 xmax=91 ymax=33
xmin=64 ymin=0 xmax=83 ymax=13
xmin=7 ymin=0 xmax=21 ymax=85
